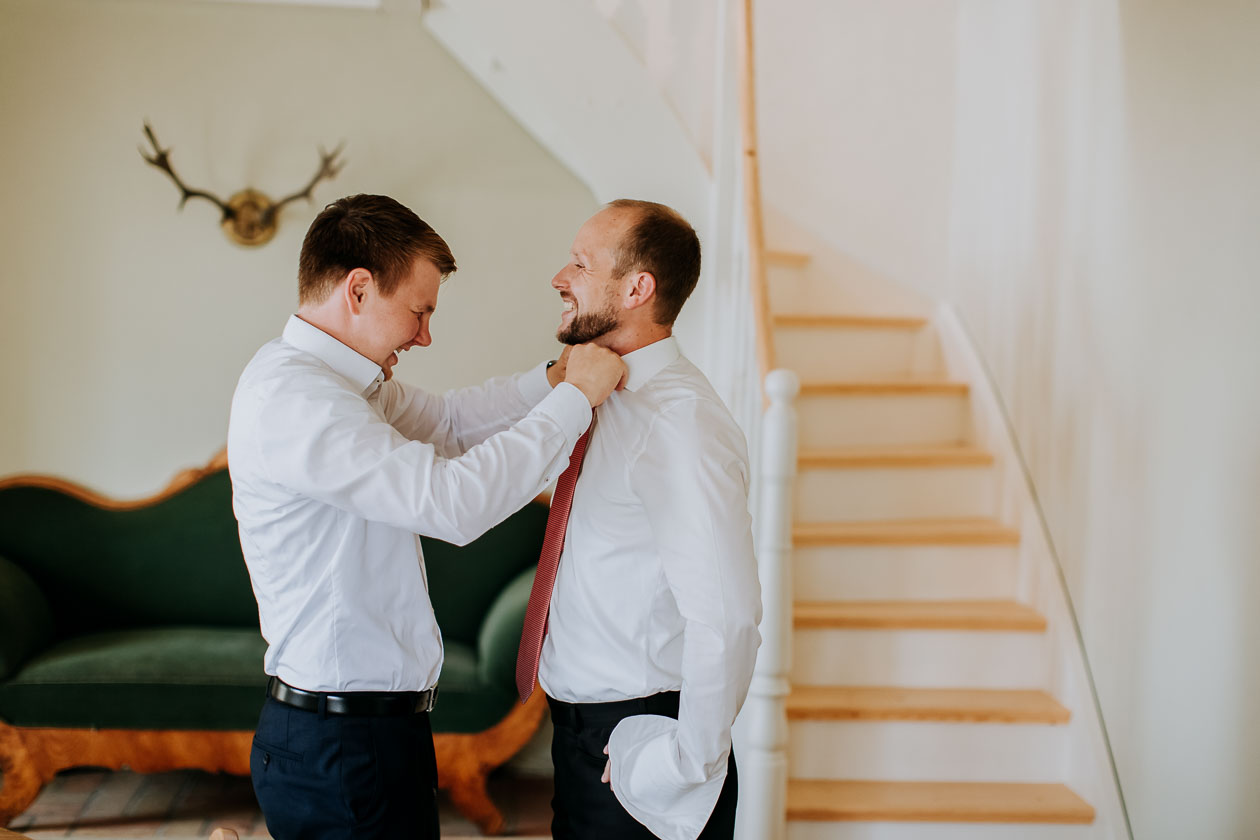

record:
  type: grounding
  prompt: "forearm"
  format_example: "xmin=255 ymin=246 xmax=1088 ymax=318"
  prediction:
xmin=382 ymin=361 xmax=553 ymax=454
xmin=261 ymin=380 xmax=591 ymax=544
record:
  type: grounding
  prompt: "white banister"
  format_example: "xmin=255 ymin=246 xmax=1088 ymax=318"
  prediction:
xmin=743 ymin=368 xmax=800 ymax=840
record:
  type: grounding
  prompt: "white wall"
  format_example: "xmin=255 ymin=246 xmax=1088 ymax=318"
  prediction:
xmin=756 ymin=0 xmax=959 ymax=296
xmin=596 ymin=0 xmax=719 ymax=172
xmin=421 ymin=0 xmax=760 ymax=436
xmin=759 ymin=0 xmax=1260 ymax=837
xmin=0 ymin=0 xmax=597 ymax=496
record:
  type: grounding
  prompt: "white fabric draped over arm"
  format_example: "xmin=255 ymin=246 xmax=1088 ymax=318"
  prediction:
xmin=609 ymin=398 xmax=762 ymax=840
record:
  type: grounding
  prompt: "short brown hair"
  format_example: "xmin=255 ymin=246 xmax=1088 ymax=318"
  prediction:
xmin=607 ymin=199 xmax=701 ymax=326
xmin=298 ymin=194 xmax=457 ymax=305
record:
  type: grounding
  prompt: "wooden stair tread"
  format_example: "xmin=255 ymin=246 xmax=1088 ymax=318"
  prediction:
xmin=786 ymin=686 xmax=1070 ymax=724
xmin=766 ymin=249 xmax=812 ymax=267
xmin=794 ymin=600 xmax=1047 ymax=631
xmin=774 ymin=313 xmax=929 ymax=329
xmin=799 ymin=445 xmax=994 ymax=468
xmin=800 ymin=379 xmax=969 ymax=395
xmin=787 ymin=780 xmax=1096 ymax=824
xmin=794 ymin=518 xmax=1021 ymax=546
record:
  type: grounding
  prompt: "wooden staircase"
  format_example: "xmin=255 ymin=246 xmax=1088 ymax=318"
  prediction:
xmin=766 ymin=249 xmax=1096 ymax=837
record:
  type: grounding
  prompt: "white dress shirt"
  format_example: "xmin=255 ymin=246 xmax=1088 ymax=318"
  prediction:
xmin=538 ymin=336 xmax=762 ymax=840
xmin=227 ymin=315 xmax=591 ymax=693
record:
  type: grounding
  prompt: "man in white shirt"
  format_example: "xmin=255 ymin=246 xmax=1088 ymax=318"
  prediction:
xmin=227 ymin=193 xmax=625 ymax=840
xmin=516 ymin=200 xmax=762 ymax=840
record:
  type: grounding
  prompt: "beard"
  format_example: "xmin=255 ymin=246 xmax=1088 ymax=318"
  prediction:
xmin=557 ymin=300 xmax=620 ymax=345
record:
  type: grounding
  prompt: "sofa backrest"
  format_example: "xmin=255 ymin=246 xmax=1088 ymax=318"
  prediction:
xmin=422 ymin=500 xmax=549 ymax=648
xmin=0 ymin=470 xmax=258 ymax=636
xmin=0 ymin=468 xmax=549 ymax=648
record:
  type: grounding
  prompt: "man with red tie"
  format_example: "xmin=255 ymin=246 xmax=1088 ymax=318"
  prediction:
xmin=517 ymin=199 xmax=762 ymax=840
xmin=228 ymin=194 xmax=626 ymax=840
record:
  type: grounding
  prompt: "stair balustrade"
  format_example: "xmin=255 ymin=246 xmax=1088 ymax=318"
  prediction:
xmin=742 ymin=369 xmax=799 ymax=840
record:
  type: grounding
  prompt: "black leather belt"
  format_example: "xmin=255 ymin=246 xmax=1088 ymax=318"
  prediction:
xmin=267 ymin=676 xmax=437 ymax=716
xmin=547 ymin=691 xmax=680 ymax=730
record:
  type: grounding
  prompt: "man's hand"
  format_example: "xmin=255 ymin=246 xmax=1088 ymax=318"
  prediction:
xmin=564 ymin=344 xmax=627 ymax=408
xmin=546 ymin=346 xmax=573 ymax=388
xmin=601 ymin=744 xmax=611 ymax=786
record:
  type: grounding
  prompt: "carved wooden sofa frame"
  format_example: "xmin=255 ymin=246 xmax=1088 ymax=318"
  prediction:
xmin=0 ymin=453 xmax=547 ymax=835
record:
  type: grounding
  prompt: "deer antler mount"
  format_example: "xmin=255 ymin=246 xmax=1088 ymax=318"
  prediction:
xmin=139 ymin=122 xmax=345 ymax=247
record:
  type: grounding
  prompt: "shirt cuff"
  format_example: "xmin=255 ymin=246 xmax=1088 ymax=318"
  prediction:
xmin=516 ymin=360 xmax=556 ymax=406
xmin=607 ymin=715 xmax=728 ymax=840
xmin=530 ymin=382 xmax=593 ymax=448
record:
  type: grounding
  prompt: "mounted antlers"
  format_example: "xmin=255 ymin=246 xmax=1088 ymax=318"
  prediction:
xmin=139 ymin=122 xmax=345 ymax=247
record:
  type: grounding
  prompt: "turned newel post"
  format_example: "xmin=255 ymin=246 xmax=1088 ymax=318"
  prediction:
xmin=742 ymin=369 xmax=800 ymax=840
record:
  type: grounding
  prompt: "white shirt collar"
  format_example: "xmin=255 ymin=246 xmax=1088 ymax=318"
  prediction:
xmin=620 ymin=336 xmax=680 ymax=392
xmin=282 ymin=315 xmax=385 ymax=397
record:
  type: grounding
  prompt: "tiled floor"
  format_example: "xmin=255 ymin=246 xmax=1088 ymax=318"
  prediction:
xmin=6 ymin=768 xmax=553 ymax=839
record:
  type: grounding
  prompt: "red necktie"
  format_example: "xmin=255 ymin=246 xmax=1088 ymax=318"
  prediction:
xmin=516 ymin=425 xmax=592 ymax=702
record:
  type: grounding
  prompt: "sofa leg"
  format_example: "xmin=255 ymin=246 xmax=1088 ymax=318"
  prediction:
xmin=442 ymin=764 xmax=504 ymax=836
xmin=0 ymin=723 xmax=46 ymax=826
xmin=432 ymin=691 xmax=548 ymax=835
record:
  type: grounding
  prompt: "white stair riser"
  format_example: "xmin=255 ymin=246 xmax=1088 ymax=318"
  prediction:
xmin=794 ymin=545 xmax=1018 ymax=601
xmin=795 ymin=466 xmax=996 ymax=522
xmin=799 ymin=394 xmax=970 ymax=448
xmin=769 ymin=265 xmax=843 ymax=312
xmin=788 ymin=822 xmax=1103 ymax=840
xmin=788 ymin=720 xmax=1067 ymax=782
xmin=793 ymin=628 xmax=1049 ymax=689
xmin=774 ymin=327 xmax=941 ymax=380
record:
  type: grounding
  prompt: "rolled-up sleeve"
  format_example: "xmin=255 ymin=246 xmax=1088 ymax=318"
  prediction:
xmin=611 ymin=398 xmax=762 ymax=839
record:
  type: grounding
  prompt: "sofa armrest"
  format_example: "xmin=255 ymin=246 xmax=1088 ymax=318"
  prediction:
xmin=0 ymin=554 xmax=54 ymax=680
xmin=475 ymin=567 xmax=537 ymax=693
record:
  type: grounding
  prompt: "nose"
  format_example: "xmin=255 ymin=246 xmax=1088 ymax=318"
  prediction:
xmin=551 ymin=267 xmax=569 ymax=291
xmin=416 ymin=319 xmax=432 ymax=348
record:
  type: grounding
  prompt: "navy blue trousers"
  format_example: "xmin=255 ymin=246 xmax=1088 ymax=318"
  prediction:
xmin=550 ymin=707 xmax=738 ymax=839
xmin=250 ymin=697 xmax=439 ymax=840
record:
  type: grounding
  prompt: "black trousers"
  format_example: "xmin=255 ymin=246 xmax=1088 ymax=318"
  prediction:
xmin=549 ymin=693 xmax=738 ymax=840
xmin=251 ymin=697 xmax=439 ymax=840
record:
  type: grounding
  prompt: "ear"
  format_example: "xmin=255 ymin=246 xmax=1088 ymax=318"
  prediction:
xmin=342 ymin=268 xmax=374 ymax=316
xmin=622 ymin=270 xmax=657 ymax=312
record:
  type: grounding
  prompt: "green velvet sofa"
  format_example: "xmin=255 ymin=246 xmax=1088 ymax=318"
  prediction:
xmin=0 ymin=453 xmax=548 ymax=835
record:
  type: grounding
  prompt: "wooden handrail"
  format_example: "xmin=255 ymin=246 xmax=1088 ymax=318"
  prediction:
xmin=738 ymin=0 xmax=775 ymax=379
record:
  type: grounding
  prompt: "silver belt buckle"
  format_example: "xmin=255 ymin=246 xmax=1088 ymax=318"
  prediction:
xmin=417 ymin=685 xmax=438 ymax=713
